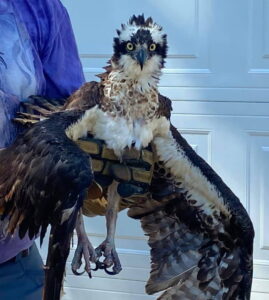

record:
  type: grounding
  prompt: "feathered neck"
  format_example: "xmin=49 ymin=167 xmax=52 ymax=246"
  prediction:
xmin=110 ymin=55 xmax=162 ymax=92
xmin=97 ymin=63 xmax=160 ymax=121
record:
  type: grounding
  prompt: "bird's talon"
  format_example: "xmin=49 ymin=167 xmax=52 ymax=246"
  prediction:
xmin=104 ymin=266 xmax=118 ymax=275
xmin=71 ymin=236 xmax=97 ymax=277
xmin=72 ymin=268 xmax=86 ymax=276
xmin=91 ymin=253 xmax=98 ymax=263
xmin=95 ymin=247 xmax=102 ymax=258
xmin=94 ymin=242 xmax=122 ymax=275
xmin=104 ymin=257 xmax=113 ymax=267
xmin=91 ymin=263 xmax=99 ymax=271
xmin=91 ymin=260 xmax=106 ymax=272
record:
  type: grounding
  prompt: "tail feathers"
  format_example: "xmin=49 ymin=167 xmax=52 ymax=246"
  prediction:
xmin=43 ymin=207 xmax=79 ymax=300
xmin=43 ymin=260 xmax=66 ymax=300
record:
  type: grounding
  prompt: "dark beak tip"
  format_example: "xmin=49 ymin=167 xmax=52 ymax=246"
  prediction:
xmin=136 ymin=48 xmax=147 ymax=70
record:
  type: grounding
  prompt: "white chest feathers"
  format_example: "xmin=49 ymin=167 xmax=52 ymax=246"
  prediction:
xmin=65 ymin=106 xmax=170 ymax=156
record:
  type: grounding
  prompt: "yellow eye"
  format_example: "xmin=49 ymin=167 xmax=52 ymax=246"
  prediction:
xmin=149 ymin=43 xmax=157 ymax=51
xmin=126 ymin=42 xmax=134 ymax=51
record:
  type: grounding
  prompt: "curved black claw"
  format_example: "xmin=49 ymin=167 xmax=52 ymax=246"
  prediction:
xmin=104 ymin=266 xmax=120 ymax=275
xmin=94 ymin=242 xmax=122 ymax=275
xmin=71 ymin=244 xmax=84 ymax=275
xmin=91 ymin=260 xmax=105 ymax=271
xmin=71 ymin=239 xmax=97 ymax=278
xmin=91 ymin=260 xmax=120 ymax=275
xmin=72 ymin=268 xmax=85 ymax=276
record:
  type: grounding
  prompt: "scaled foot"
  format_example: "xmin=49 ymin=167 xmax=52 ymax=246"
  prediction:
xmin=71 ymin=211 xmax=97 ymax=278
xmin=95 ymin=239 xmax=122 ymax=275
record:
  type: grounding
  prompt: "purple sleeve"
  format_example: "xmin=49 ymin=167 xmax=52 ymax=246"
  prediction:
xmin=41 ymin=1 xmax=85 ymax=98
xmin=14 ymin=0 xmax=85 ymax=99
xmin=0 ymin=91 xmax=20 ymax=148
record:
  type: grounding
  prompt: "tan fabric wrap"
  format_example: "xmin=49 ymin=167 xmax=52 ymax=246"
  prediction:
xmin=91 ymin=159 xmax=104 ymax=172
xmin=76 ymin=140 xmax=100 ymax=155
xmin=87 ymin=181 xmax=103 ymax=199
xmin=82 ymin=188 xmax=129 ymax=217
xmin=76 ymin=137 xmax=154 ymax=217
xmin=82 ymin=197 xmax=129 ymax=217
xmin=101 ymin=147 xmax=118 ymax=160
xmin=132 ymin=168 xmax=152 ymax=183
xmin=141 ymin=149 xmax=154 ymax=165
xmin=82 ymin=196 xmax=108 ymax=216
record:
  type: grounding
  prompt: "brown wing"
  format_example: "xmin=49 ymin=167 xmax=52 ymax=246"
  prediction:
xmin=63 ymin=81 xmax=104 ymax=110
xmin=0 ymin=110 xmax=95 ymax=300
xmin=128 ymin=122 xmax=254 ymax=299
xmin=157 ymin=93 xmax=172 ymax=119
xmin=14 ymin=81 xmax=104 ymax=127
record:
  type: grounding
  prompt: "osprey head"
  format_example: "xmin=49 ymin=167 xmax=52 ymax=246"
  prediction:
xmin=112 ymin=15 xmax=167 ymax=80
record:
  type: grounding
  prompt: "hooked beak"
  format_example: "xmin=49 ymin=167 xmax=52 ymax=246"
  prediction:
xmin=135 ymin=48 xmax=148 ymax=70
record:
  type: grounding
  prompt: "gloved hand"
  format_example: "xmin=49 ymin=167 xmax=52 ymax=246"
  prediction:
xmin=111 ymin=146 xmax=154 ymax=199
xmin=75 ymin=133 xmax=154 ymax=199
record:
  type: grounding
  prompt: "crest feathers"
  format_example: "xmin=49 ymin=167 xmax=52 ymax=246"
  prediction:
xmin=128 ymin=14 xmax=162 ymax=30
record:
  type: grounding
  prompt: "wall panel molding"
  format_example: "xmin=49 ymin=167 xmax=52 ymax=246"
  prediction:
xmin=248 ymin=132 xmax=269 ymax=268
xmin=248 ymin=0 xmax=269 ymax=72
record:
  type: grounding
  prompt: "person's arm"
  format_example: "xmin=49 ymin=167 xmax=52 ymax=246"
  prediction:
xmin=0 ymin=91 xmax=20 ymax=148
xmin=40 ymin=0 xmax=85 ymax=98
xmin=15 ymin=0 xmax=85 ymax=99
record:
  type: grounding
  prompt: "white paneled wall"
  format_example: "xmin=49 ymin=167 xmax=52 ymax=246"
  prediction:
xmin=44 ymin=0 xmax=269 ymax=298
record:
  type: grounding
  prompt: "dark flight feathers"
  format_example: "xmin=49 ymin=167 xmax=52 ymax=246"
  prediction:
xmin=0 ymin=110 xmax=94 ymax=300
xmin=128 ymin=125 xmax=254 ymax=300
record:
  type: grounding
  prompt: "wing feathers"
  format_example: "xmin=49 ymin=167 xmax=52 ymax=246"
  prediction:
xmin=141 ymin=206 xmax=204 ymax=295
xmin=0 ymin=110 xmax=95 ymax=300
xmin=129 ymin=125 xmax=253 ymax=299
xmin=0 ymin=111 xmax=93 ymax=241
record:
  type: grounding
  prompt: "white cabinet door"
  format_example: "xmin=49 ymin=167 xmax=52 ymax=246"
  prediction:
xmin=47 ymin=1 xmax=269 ymax=298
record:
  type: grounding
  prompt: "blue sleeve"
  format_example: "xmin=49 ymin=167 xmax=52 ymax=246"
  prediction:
xmin=14 ymin=0 xmax=85 ymax=99
xmin=0 ymin=91 xmax=20 ymax=148
xmin=40 ymin=1 xmax=85 ymax=98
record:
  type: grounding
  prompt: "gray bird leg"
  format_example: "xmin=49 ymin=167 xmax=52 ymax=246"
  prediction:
xmin=95 ymin=180 xmax=122 ymax=275
xmin=71 ymin=210 xmax=97 ymax=278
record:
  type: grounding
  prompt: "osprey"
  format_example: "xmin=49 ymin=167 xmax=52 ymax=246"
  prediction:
xmin=0 ymin=15 xmax=254 ymax=300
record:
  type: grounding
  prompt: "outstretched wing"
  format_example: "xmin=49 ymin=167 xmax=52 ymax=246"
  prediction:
xmin=14 ymin=81 xmax=102 ymax=126
xmin=0 ymin=110 xmax=94 ymax=300
xmin=129 ymin=125 xmax=254 ymax=300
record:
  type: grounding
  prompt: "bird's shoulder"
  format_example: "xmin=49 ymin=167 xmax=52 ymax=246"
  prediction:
xmin=157 ymin=93 xmax=172 ymax=119
xmin=64 ymin=81 xmax=104 ymax=110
